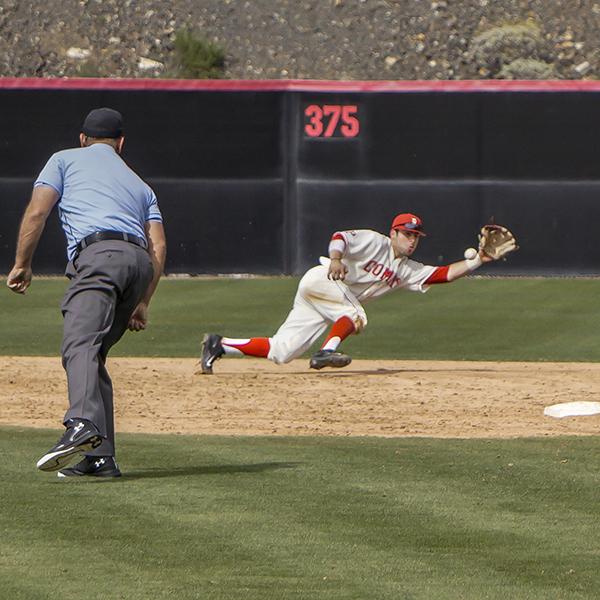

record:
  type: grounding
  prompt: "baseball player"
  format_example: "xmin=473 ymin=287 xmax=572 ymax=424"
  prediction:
xmin=201 ymin=214 xmax=516 ymax=374
xmin=7 ymin=107 xmax=167 ymax=478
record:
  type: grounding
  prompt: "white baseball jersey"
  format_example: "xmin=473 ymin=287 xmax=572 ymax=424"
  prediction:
xmin=267 ymin=229 xmax=437 ymax=364
xmin=324 ymin=229 xmax=436 ymax=301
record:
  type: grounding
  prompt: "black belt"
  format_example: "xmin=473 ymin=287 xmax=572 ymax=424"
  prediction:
xmin=75 ymin=231 xmax=147 ymax=256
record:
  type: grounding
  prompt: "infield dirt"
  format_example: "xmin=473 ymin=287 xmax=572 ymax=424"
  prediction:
xmin=1 ymin=357 xmax=599 ymax=438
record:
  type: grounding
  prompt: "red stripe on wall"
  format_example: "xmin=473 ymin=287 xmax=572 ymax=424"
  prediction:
xmin=2 ymin=78 xmax=600 ymax=93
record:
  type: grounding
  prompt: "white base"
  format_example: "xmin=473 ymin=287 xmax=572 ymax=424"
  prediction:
xmin=543 ymin=401 xmax=600 ymax=419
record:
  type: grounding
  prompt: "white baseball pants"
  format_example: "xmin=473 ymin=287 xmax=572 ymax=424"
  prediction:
xmin=268 ymin=265 xmax=368 ymax=364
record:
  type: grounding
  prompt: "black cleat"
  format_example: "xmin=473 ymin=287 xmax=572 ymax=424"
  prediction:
xmin=36 ymin=419 xmax=104 ymax=472
xmin=309 ymin=349 xmax=352 ymax=370
xmin=58 ymin=455 xmax=122 ymax=479
xmin=201 ymin=333 xmax=225 ymax=374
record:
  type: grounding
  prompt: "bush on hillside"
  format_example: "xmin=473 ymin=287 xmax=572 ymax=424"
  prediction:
xmin=497 ymin=57 xmax=556 ymax=79
xmin=169 ymin=29 xmax=225 ymax=79
xmin=470 ymin=21 xmax=555 ymax=79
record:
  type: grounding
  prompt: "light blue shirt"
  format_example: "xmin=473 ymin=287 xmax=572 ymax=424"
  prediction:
xmin=34 ymin=143 xmax=163 ymax=260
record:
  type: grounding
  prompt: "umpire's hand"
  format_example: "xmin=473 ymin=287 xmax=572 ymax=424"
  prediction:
xmin=128 ymin=302 xmax=148 ymax=331
xmin=7 ymin=266 xmax=32 ymax=294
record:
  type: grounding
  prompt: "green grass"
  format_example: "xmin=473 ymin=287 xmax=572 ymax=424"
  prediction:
xmin=3 ymin=278 xmax=600 ymax=598
xmin=2 ymin=277 xmax=600 ymax=361
xmin=1 ymin=427 xmax=600 ymax=599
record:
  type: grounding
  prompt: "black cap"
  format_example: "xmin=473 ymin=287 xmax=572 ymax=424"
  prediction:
xmin=81 ymin=107 xmax=123 ymax=138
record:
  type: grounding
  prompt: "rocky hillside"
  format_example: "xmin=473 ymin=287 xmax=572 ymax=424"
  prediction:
xmin=0 ymin=0 xmax=598 ymax=80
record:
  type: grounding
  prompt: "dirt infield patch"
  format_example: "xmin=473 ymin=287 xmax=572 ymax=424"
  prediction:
xmin=1 ymin=357 xmax=599 ymax=438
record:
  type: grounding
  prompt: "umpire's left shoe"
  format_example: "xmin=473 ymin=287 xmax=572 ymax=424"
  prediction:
xmin=36 ymin=418 xmax=104 ymax=472
xmin=58 ymin=455 xmax=122 ymax=478
xmin=201 ymin=333 xmax=225 ymax=374
xmin=309 ymin=349 xmax=352 ymax=370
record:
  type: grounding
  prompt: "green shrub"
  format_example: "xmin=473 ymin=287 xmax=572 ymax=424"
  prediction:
xmin=472 ymin=22 xmax=542 ymax=63
xmin=470 ymin=21 xmax=555 ymax=78
xmin=170 ymin=29 xmax=225 ymax=79
xmin=497 ymin=58 xmax=556 ymax=80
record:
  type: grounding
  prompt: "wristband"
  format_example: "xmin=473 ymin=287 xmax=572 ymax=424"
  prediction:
xmin=465 ymin=254 xmax=483 ymax=271
xmin=328 ymin=238 xmax=346 ymax=255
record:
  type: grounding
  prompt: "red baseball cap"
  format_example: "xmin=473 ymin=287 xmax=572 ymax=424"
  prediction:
xmin=391 ymin=213 xmax=426 ymax=236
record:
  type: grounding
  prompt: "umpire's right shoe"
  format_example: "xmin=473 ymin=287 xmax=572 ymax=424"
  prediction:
xmin=309 ymin=349 xmax=352 ymax=370
xmin=201 ymin=333 xmax=225 ymax=374
xmin=36 ymin=418 xmax=104 ymax=472
xmin=58 ymin=455 xmax=122 ymax=479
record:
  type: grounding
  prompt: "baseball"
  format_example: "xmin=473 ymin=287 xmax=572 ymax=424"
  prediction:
xmin=464 ymin=247 xmax=478 ymax=260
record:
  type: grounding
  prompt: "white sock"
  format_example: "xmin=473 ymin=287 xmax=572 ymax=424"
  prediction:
xmin=321 ymin=336 xmax=341 ymax=352
xmin=221 ymin=338 xmax=249 ymax=356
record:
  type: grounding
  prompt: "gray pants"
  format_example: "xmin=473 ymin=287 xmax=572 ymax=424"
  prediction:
xmin=61 ymin=240 xmax=153 ymax=457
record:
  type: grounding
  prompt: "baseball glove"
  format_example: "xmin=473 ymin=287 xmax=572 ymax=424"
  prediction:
xmin=478 ymin=225 xmax=518 ymax=260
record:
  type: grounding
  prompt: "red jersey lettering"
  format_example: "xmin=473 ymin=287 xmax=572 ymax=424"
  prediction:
xmin=381 ymin=268 xmax=393 ymax=282
xmin=364 ymin=260 xmax=377 ymax=273
xmin=362 ymin=260 xmax=402 ymax=288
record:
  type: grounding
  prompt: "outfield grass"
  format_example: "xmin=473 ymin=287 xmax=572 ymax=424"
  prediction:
xmin=2 ymin=277 xmax=600 ymax=360
xmin=1 ymin=427 xmax=599 ymax=600
xmin=3 ymin=278 xmax=600 ymax=599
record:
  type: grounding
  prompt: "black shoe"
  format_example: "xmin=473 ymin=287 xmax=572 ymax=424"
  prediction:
xmin=201 ymin=333 xmax=225 ymax=374
xmin=36 ymin=419 xmax=104 ymax=472
xmin=58 ymin=455 xmax=122 ymax=478
xmin=309 ymin=349 xmax=352 ymax=370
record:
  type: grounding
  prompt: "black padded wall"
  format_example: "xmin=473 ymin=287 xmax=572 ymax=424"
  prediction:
xmin=1 ymin=82 xmax=598 ymax=275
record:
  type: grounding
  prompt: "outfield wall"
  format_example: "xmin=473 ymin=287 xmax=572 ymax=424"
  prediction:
xmin=1 ymin=79 xmax=600 ymax=275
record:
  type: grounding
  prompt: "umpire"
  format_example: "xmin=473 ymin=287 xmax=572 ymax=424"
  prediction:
xmin=6 ymin=107 xmax=167 ymax=478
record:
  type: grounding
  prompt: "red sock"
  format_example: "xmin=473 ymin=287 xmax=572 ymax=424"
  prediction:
xmin=321 ymin=316 xmax=356 ymax=351
xmin=222 ymin=337 xmax=270 ymax=358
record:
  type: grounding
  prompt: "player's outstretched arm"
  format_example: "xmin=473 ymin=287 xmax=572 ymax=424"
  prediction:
xmin=7 ymin=186 xmax=59 ymax=294
xmin=427 ymin=224 xmax=518 ymax=284
xmin=449 ymin=223 xmax=519 ymax=281
xmin=445 ymin=250 xmax=491 ymax=282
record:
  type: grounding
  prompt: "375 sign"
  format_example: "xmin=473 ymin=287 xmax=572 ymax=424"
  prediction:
xmin=303 ymin=104 xmax=360 ymax=138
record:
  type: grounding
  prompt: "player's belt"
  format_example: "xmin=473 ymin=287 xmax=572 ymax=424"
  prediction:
xmin=75 ymin=230 xmax=147 ymax=256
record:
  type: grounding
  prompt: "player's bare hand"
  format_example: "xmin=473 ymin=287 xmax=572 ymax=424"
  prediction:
xmin=128 ymin=302 xmax=148 ymax=331
xmin=6 ymin=266 xmax=32 ymax=294
xmin=328 ymin=258 xmax=348 ymax=281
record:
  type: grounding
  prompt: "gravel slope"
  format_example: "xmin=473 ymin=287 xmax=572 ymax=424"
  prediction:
xmin=0 ymin=1 xmax=597 ymax=79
